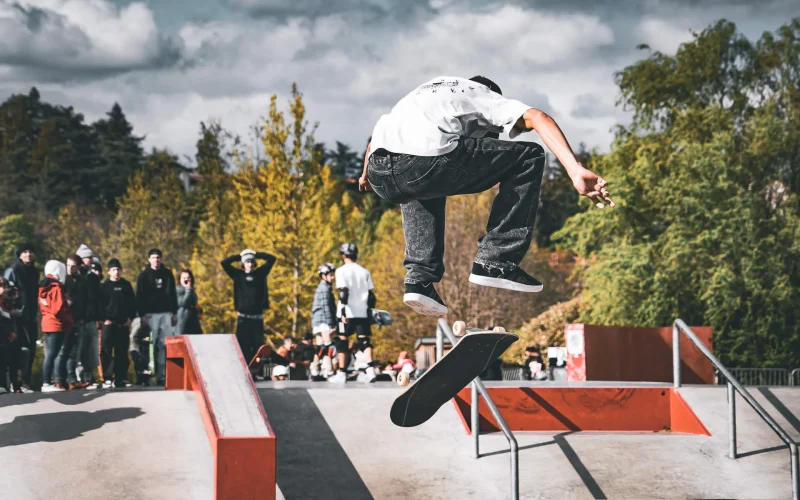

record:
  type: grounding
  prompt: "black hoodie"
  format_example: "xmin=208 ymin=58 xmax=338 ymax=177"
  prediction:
xmin=3 ymin=244 xmax=40 ymax=320
xmin=135 ymin=265 xmax=178 ymax=316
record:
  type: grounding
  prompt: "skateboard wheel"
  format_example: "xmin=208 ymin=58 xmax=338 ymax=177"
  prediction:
xmin=453 ymin=321 xmax=467 ymax=337
xmin=492 ymin=326 xmax=506 ymax=333
xmin=397 ymin=371 xmax=410 ymax=386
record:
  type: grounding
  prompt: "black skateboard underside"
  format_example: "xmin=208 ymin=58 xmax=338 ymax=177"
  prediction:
xmin=390 ymin=331 xmax=518 ymax=427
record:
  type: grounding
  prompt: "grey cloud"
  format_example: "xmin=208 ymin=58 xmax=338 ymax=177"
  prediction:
xmin=0 ymin=2 xmax=185 ymax=82
xmin=570 ymin=93 xmax=616 ymax=119
xmin=226 ymin=0 xmax=436 ymax=21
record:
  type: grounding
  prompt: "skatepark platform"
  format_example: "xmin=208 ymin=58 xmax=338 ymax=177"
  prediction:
xmin=1 ymin=331 xmax=799 ymax=499
xmin=257 ymin=380 xmax=800 ymax=499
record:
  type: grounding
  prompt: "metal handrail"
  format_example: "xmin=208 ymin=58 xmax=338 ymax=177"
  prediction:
xmin=436 ymin=319 xmax=519 ymax=500
xmin=673 ymin=319 xmax=799 ymax=500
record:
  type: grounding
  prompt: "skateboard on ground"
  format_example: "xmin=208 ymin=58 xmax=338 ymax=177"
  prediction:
xmin=390 ymin=323 xmax=517 ymax=427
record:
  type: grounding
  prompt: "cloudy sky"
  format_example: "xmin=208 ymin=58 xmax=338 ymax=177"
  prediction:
xmin=1 ymin=0 xmax=797 ymax=164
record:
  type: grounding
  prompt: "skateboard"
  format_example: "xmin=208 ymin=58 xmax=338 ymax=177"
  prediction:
xmin=249 ymin=344 xmax=273 ymax=373
xmin=390 ymin=323 xmax=517 ymax=427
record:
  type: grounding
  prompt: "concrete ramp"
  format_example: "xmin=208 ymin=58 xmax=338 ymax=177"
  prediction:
xmin=259 ymin=382 xmax=800 ymax=499
xmin=0 ymin=389 xmax=213 ymax=500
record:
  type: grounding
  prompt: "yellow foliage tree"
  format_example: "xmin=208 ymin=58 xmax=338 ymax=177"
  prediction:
xmin=103 ymin=153 xmax=191 ymax=275
xmin=234 ymin=85 xmax=363 ymax=338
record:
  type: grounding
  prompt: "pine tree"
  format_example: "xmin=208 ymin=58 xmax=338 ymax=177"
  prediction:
xmin=92 ymin=103 xmax=145 ymax=209
xmin=189 ymin=122 xmax=241 ymax=334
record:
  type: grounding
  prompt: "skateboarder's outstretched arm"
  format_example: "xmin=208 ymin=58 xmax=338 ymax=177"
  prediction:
xmin=514 ymin=109 xmax=615 ymax=209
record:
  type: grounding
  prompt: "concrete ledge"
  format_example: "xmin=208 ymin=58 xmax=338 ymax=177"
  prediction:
xmin=166 ymin=334 xmax=276 ymax=500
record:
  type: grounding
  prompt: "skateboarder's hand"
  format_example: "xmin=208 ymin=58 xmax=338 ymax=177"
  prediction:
xmin=358 ymin=174 xmax=372 ymax=192
xmin=571 ymin=165 xmax=616 ymax=209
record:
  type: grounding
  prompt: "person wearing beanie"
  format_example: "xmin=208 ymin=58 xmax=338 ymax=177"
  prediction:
xmin=65 ymin=254 xmax=99 ymax=388
xmin=100 ymin=258 xmax=136 ymax=388
xmin=135 ymin=248 xmax=178 ymax=386
xmin=39 ymin=260 xmax=80 ymax=391
xmin=310 ymin=263 xmax=337 ymax=379
xmin=220 ymin=248 xmax=277 ymax=369
xmin=73 ymin=246 xmax=103 ymax=384
xmin=4 ymin=242 xmax=40 ymax=390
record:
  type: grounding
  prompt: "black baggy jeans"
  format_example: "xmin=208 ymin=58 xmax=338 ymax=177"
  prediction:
xmin=367 ymin=136 xmax=546 ymax=284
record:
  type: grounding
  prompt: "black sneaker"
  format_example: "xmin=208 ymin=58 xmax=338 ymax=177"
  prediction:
xmin=403 ymin=282 xmax=448 ymax=316
xmin=468 ymin=262 xmax=543 ymax=292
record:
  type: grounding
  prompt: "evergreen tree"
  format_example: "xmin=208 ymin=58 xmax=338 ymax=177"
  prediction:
xmin=189 ymin=121 xmax=241 ymax=334
xmin=92 ymin=103 xmax=145 ymax=209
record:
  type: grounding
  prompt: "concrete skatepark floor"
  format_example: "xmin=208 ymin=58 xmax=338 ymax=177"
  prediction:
xmin=0 ymin=382 xmax=798 ymax=499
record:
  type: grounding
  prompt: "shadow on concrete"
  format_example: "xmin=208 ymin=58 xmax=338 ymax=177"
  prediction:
xmin=0 ymin=391 xmax=110 ymax=409
xmin=260 ymin=388 xmax=373 ymax=500
xmin=759 ymin=388 xmax=800 ymax=435
xmin=0 ymin=407 xmax=144 ymax=448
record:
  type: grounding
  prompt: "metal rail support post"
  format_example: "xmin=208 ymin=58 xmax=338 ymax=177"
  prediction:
xmin=436 ymin=319 xmax=519 ymax=500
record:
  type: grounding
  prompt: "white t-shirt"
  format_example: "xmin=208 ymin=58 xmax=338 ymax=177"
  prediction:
xmin=335 ymin=262 xmax=374 ymax=319
xmin=369 ymin=76 xmax=533 ymax=157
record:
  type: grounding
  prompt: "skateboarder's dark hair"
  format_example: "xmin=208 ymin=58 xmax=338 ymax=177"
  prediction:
xmin=469 ymin=75 xmax=501 ymax=95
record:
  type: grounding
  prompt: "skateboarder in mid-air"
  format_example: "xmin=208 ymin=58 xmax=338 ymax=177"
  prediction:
xmin=360 ymin=75 xmax=615 ymax=316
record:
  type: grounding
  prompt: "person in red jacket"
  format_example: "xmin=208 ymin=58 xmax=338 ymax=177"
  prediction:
xmin=39 ymin=260 xmax=85 ymax=392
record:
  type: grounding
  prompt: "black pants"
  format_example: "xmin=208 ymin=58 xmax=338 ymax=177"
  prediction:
xmin=20 ymin=316 xmax=37 ymax=385
xmin=101 ymin=323 xmax=130 ymax=385
xmin=236 ymin=316 xmax=264 ymax=364
xmin=7 ymin=335 xmax=29 ymax=391
xmin=0 ymin=343 xmax=8 ymax=391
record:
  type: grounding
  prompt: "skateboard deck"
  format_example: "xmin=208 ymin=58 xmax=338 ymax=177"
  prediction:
xmin=390 ymin=329 xmax=518 ymax=427
xmin=248 ymin=344 xmax=273 ymax=371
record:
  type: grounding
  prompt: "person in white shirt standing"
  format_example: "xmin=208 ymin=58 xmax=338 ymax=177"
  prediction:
xmin=360 ymin=75 xmax=615 ymax=316
xmin=329 ymin=242 xmax=377 ymax=383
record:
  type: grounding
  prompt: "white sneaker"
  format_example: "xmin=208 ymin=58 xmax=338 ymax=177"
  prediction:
xmin=327 ymin=371 xmax=347 ymax=383
xmin=364 ymin=366 xmax=377 ymax=383
xmin=0 ymin=387 xmax=7 ymax=395
xmin=102 ymin=380 xmax=113 ymax=389
xmin=41 ymin=383 xmax=64 ymax=393
xmin=20 ymin=385 xmax=34 ymax=394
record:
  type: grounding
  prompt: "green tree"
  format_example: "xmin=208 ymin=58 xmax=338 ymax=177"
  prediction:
xmin=104 ymin=151 xmax=192 ymax=274
xmin=92 ymin=103 xmax=145 ymax=209
xmin=554 ymin=18 xmax=800 ymax=368
xmin=189 ymin=121 xmax=242 ymax=334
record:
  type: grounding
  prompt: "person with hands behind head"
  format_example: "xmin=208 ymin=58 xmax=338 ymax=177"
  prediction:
xmin=100 ymin=258 xmax=137 ymax=388
xmin=220 ymin=248 xmax=277 ymax=368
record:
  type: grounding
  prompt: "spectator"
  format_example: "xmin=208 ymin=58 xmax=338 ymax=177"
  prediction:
xmin=271 ymin=337 xmax=296 ymax=380
xmin=76 ymin=244 xmax=102 ymax=385
xmin=331 ymin=243 xmax=378 ymax=384
xmin=65 ymin=254 xmax=96 ymax=389
xmin=0 ymin=277 xmax=13 ymax=394
xmin=176 ymin=270 xmax=203 ymax=335
xmin=2 ymin=280 xmax=29 ymax=393
xmin=522 ymin=345 xmax=547 ymax=381
xmin=129 ymin=317 xmax=152 ymax=386
xmin=101 ymin=258 xmax=136 ymax=388
xmin=4 ymin=242 xmax=40 ymax=391
xmin=136 ymin=249 xmax=178 ymax=386
xmin=311 ymin=263 xmax=337 ymax=378
xmin=292 ymin=333 xmax=316 ymax=379
xmin=39 ymin=260 xmax=80 ymax=392
xmin=220 ymin=249 xmax=277 ymax=370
